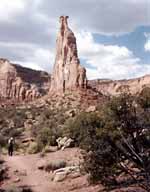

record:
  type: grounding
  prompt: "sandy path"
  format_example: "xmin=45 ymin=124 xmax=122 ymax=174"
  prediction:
xmin=2 ymin=154 xmax=52 ymax=192
xmin=1 ymin=149 xmax=101 ymax=192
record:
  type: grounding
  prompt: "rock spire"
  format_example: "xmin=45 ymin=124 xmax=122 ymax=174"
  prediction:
xmin=50 ymin=16 xmax=87 ymax=93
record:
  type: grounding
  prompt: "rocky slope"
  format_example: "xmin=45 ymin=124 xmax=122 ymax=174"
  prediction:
xmin=50 ymin=16 xmax=87 ymax=93
xmin=0 ymin=58 xmax=50 ymax=102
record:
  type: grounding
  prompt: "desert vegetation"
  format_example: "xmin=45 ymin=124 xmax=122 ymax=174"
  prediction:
xmin=0 ymin=106 xmax=27 ymax=151
xmin=0 ymin=103 xmax=68 ymax=153
xmin=64 ymin=87 xmax=150 ymax=191
xmin=0 ymin=87 xmax=150 ymax=191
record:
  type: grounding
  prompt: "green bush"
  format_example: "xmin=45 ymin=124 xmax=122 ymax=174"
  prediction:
xmin=138 ymin=87 xmax=150 ymax=109
xmin=0 ymin=134 xmax=6 ymax=148
xmin=37 ymin=127 xmax=61 ymax=148
xmin=0 ymin=106 xmax=26 ymax=149
xmin=29 ymin=107 xmax=65 ymax=150
xmin=81 ymin=91 xmax=150 ymax=191
xmin=63 ymin=112 xmax=102 ymax=147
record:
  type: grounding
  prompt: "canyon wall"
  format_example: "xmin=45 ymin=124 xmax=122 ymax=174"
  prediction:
xmin=88 ymin=75 xmax=150 ymax=96
xmin=0 ymin=58 xmax=50 ymax=102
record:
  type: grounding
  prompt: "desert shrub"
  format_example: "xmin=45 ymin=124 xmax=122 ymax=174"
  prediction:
xmin=27 ymin=142 xmax=40 ymax=154
xmin=44 ymin=160 xmax=66 ymax=172
xmin=29 ymin=107 xmax=65 ymax=150
xmin=0 ymin=134 xmax=6 ymax=148
xmin=63 ymin=112 xmax=102 ymax=147
xmin=0 ymin=107 xmax=27 ymax=149
xmin=37 ymin=126 xmax=61 ymax=148
xmin=138 ymin=87 xmax=150 ymax=109
xmin=80 ymin=114 xmax=120 ymax=186
xmin=0 ymin=107 xmax=27 ymax=128
xmin=82 ymin=137 xmax=119 ymax=186
xmin=63 ymin=110 xmax=120 ymax=186
xmin=8 ymin=128 xmax=23 ymax=138
xmin=82 ymin=90 xmax=150 ymax=191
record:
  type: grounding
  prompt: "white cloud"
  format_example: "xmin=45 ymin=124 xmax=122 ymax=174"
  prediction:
xmin=77 ymin=31 xmax=150 ymax=80
xmin=145 ymin=40 xmax=150 ymax=52
xmin=26 ymin=48 xmax=54 ymax=72
xmin=39 ymin=0 xmax=150 ymax=35
xmin=14 ymin=47 xmax=54 ymax=72
xmin=0 ymin=41 xmax=54 ymax=72
xmin=144 ymin=33 xmax=150 ymax=52
xmin=0 ymin=0 xmax=27 ymax=22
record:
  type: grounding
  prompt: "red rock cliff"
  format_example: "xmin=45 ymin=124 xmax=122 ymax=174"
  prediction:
xmin=88 ymin=75 xmax=150 ymax=96
xmin=0 ymin=58 xmax=50 ymax=102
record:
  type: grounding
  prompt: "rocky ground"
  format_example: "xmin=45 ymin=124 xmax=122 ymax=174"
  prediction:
xmin=1 ymin=148 xmax=101 ymax=192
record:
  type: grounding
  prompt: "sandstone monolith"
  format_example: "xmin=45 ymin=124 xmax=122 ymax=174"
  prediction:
xmin=50 ymin=16 xmax=87 ymax=93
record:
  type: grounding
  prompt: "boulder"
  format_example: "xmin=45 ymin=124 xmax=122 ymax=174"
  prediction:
xmin=56 ymin=137 xmax=74 ymax=150
xmin=52 ymin=166 xmax=80 ymax=182
xmin=13 ymin=177 xmax=20 ymax=183
xmin=53 ymin=172 xmax=67 ymax=182
xmin=65 ymin=109 xmax=76 ymax=117
xmin=86 ymin=105 xmax=96 ymax=112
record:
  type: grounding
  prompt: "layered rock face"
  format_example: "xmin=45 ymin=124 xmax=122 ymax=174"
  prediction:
xmin=88 ymin=75 xmax=150 ymax=96
xmin=50 ymin=16 xmax=87 ymax=93
xmin=0 ymin=59 xmax=50 ymax=102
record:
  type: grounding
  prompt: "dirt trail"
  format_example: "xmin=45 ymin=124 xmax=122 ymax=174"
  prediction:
xmin=2 ymin=154 xmax=52 ymax=192
xmin=1 ymin=149 xmax=100 ymax=192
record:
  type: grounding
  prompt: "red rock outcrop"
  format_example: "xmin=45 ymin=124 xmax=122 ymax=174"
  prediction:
xmin=50 ymin=16 xmax=87 ymax=93
xmin=88 ymin=75 xmax=150 ymax=96
xmin=0 ymin=58 xmax=50 ymax=102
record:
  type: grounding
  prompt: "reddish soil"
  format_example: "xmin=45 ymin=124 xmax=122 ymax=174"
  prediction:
xmin=1 ymin=148 xmax=101 ymax=192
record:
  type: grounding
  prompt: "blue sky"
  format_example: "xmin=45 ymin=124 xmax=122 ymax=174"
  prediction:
xmin=94 ymin=26 xmax=150 ymax=64
xmin=0 ymin=0 xmax=149 ymax=80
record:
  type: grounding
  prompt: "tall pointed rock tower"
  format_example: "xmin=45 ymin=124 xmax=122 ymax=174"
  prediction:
xmin=50 ymin=16 xmax=87 ymax=93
